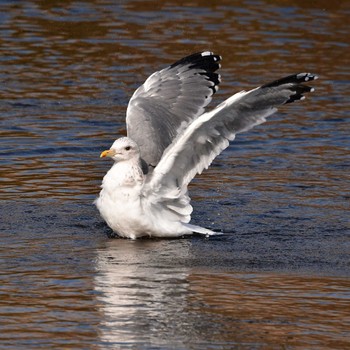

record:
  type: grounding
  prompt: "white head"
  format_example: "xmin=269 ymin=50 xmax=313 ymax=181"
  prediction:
xmin=100 ymin=137 xmax=140 ymax=162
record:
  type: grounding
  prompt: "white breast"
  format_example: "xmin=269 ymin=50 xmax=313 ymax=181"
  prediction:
xmin=95 ymin=161 xmax=151 ymax=238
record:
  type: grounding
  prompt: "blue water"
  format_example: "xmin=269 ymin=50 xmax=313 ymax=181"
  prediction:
xmin=0 ymin=0 xmax=349 ymax=349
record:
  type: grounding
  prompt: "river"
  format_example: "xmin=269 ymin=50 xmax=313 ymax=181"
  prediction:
xmin=0 ymin=0 xmax=349 ymax=349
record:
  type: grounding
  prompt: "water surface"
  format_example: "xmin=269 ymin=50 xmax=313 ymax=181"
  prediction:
xmin=0 ymin=0 xmax=349 ymax=349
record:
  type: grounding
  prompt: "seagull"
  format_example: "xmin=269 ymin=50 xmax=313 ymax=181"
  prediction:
xmin=95 ymin=51 xmax=317 ymax=239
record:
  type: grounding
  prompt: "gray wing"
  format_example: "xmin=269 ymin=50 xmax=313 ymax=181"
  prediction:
xmin=146 ymin=73 xmax=318 ymax=194
xmin=126 ymin=51 xmax=221 ymax=168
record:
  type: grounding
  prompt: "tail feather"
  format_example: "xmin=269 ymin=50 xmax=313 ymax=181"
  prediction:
xmin=182 ymin=223 xmax=222 ymax=236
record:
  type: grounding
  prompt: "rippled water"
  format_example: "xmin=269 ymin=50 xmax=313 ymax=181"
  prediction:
xmin=1 ymin=0 xmax=349 ymax=349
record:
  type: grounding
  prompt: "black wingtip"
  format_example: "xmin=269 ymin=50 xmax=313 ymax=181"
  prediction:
xmin=261 ymin=72 xmax=318 ymax=88
xmin=170 ymin=51 xmax=222 ymax=94
xmin=261 ymin=72 xmax=318 ymax=104
xmin=170 ymin=51 xmax=222 ymax=71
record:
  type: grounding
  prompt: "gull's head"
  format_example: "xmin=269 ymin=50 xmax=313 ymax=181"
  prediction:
xmin=100 ymin=137 xmax=140 ymax=162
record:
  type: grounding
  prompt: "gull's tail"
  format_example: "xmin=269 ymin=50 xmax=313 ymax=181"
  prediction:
xmin=182 ymin=223 xmax=221 ymax=236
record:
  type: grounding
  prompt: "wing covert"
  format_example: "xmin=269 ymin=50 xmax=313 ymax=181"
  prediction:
xmin=126 ymin=51 xmax=221 ymax=168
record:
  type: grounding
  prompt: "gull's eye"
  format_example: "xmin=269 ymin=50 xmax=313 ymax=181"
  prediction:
xmin=125 ymin=146 xmax=131 ymax=151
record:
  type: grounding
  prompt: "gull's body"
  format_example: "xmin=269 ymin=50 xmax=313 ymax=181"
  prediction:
xmin=95 ymin=51 xmax=317 ymax=239
xmin=96 ymin=138 xmax=197 ymax=238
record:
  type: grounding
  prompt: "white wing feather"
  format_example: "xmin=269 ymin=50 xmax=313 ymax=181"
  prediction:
xmin=145 ymin=71 xmax=317 ymax=195
xmin=126 ymin=52 xmax=221 ymax=167
xmin=146 ymin=89 xmax=274 ymax=193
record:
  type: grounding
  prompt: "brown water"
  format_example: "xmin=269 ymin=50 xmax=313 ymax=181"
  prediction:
xmin=1 ymin=0 xmax=349 ymax=349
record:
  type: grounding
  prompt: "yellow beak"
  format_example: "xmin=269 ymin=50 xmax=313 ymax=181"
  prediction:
xmin=100 ymin=149 xmax=113 ymax=158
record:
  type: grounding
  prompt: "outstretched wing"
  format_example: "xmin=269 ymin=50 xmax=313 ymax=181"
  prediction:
xmin=126 ymin=51 xmax=221 ymax=168
xmin=146 ymin=73 xmax=318 ymax=195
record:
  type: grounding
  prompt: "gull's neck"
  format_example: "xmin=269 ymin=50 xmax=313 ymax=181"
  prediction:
xmin=103 ymin=158 xmax=145 ymax=188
